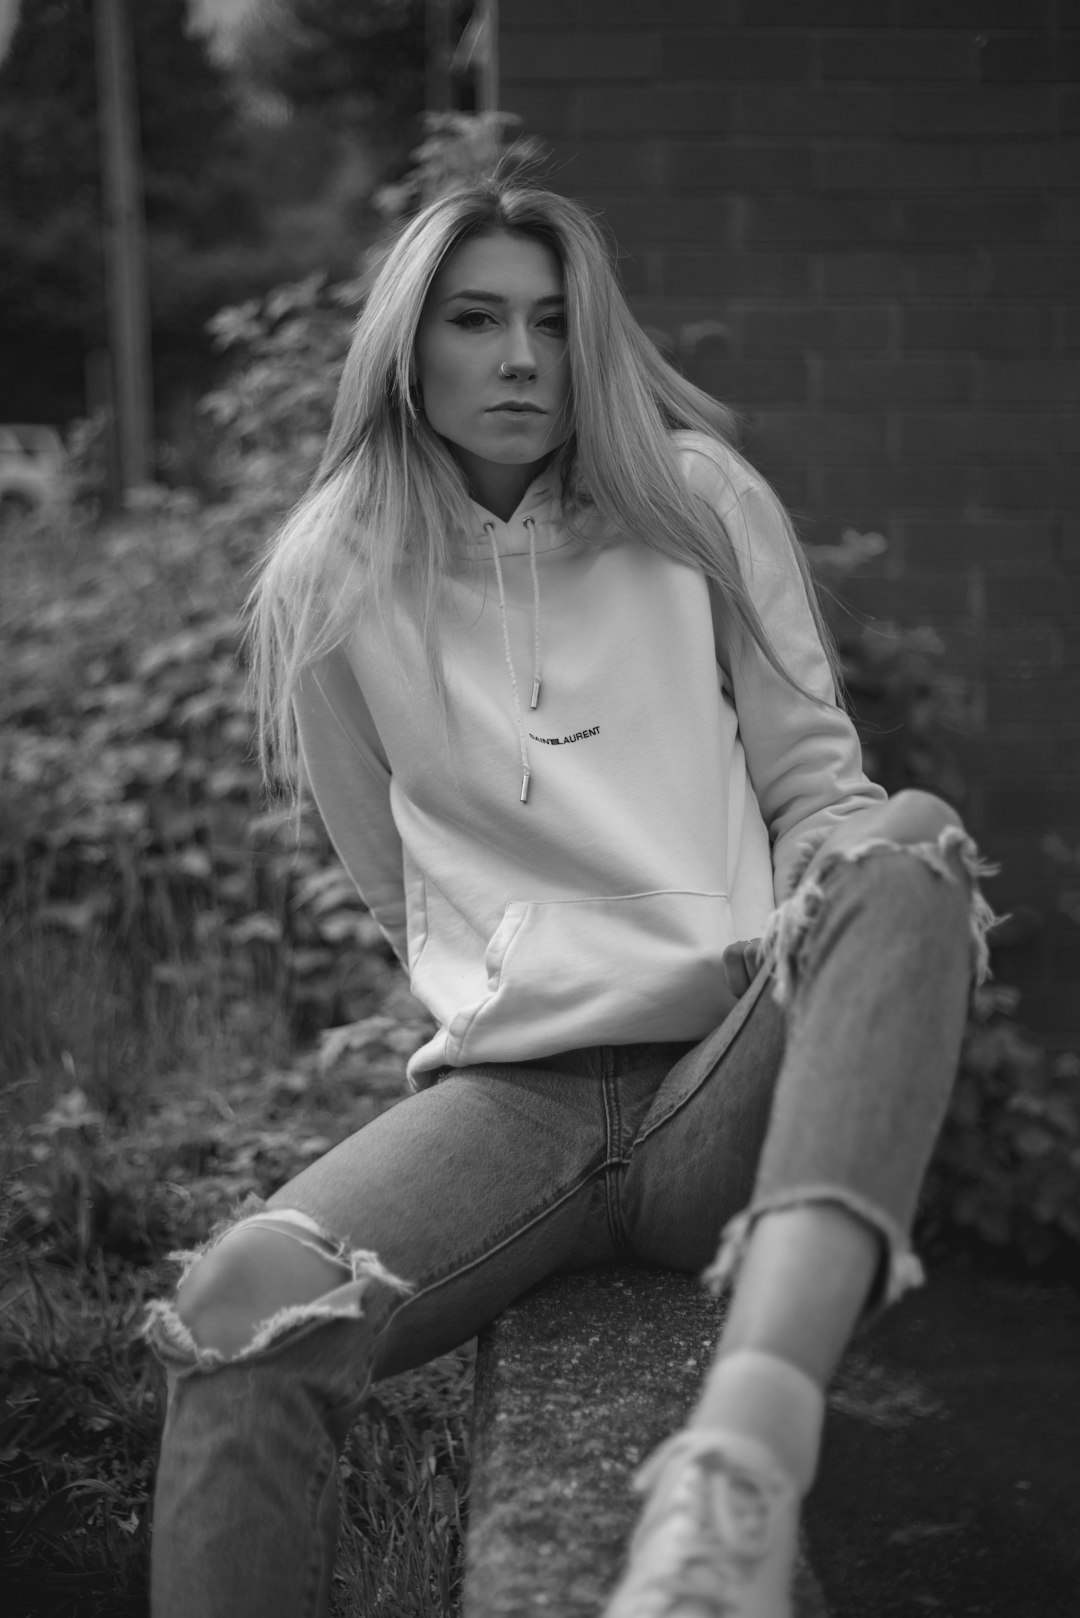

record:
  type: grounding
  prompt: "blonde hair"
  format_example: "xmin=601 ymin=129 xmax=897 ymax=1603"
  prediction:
xmin=249 ymin=173 xmax=841 ymax=788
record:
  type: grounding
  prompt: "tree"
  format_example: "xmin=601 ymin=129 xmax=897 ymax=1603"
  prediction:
xmin=230 ymin=0 xmax=426 ymax=164
xmin=0 ymin=0 xmax=266 ymax=423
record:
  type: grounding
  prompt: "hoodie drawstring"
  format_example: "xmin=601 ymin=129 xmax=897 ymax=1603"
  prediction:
xmin=525 ymin=516 xmax=543 ymax=712
xmin=485 ymin=516 xmax=543 ymax=805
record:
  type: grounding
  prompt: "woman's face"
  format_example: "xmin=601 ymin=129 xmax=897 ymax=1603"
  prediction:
xmin=415 ymin=230 xmax=571 ymax=510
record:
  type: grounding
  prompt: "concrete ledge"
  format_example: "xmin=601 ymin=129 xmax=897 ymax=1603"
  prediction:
xmin=464 ymin=1266 xmax=829 ymax=1617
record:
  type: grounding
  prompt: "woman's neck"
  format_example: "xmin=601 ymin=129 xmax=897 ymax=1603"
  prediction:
xmin=452 ymin=447 xmax=556 ymax=523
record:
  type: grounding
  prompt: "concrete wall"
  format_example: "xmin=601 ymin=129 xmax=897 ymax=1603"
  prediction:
xmin=499 ymin=0 xmax=1080 ymax=1041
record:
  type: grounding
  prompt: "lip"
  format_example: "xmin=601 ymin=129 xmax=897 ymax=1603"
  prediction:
xmin=486 ymin=402 xmax=546 ymax=414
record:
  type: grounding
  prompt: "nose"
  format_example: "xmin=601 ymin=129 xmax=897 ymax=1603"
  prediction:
xmin=500 ymin=322 xmax=538 ymax=381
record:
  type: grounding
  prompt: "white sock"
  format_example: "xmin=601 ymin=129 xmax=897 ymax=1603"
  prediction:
xmin=691 ymin=1348 xmax=825 ymax=1494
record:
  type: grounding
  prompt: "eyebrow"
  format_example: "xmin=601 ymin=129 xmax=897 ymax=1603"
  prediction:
xmin=440 ymin=289 xmax=565 ymax=307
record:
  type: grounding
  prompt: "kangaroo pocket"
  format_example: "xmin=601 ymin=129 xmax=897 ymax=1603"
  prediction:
xmin=445 ymin=889 xmax=738 ymax=1065
xmin=401 ymin=849 xmax=431 ymax=975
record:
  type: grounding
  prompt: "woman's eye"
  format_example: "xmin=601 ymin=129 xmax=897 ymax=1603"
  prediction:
xmin=539 ymin=315 xmax=567 ymax=337
xmin=452 ymin=310 xmax=495 ymax=330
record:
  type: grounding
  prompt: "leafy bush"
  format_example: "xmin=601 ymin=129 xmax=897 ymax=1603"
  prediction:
xmin=920 ymin=987 xmax=1080 ymax=1271
xmin=0 ymin=1002 xmax=462 ymax=1614
xmin=0 ymin=497 xmax=424 ymax=1113
xmin=200 ymin=271 xmax=358 ymax=527
xmin=805 ymin=531 xmax=1080 ymax=1273
xmin=805 ymin=525 xmax=971 ymax=803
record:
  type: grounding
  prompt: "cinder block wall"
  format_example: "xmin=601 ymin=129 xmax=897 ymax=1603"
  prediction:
xmin=498 ymin=0 xmax=1080 ymax=1043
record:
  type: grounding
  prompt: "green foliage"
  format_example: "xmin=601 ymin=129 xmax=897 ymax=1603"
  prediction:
xmin=0 ymin=1062 xmax=470 ymax=1616
xmin=0 ymin=0 xmax=393 ymax=425
xmin=0 ymin=1255 xmax=162 ymax=1618
xmin=337 ymin=1355 xmax=471 ymax=1617
xmin=231 ymin=0 xmax=426 ymax=158
xmin=0 ymin=0 xmax=263 ymax=409
xmin=803 ymin=529 xmax=1080 ymax=1273
xmin=371 ymin=109 xmax=544 ymax=220
xmin=805 ymin=526 xmax=971 ymax=803
xmin=0 ymin=502 xmax=431 ymax=1110
xmin=200 ymin=271 xmax=359 ymax=522
xmin=920 ymin=987 xmax=1080 ymax=1271
xmin=1044 ymin=831 xmax=1080 ymax=927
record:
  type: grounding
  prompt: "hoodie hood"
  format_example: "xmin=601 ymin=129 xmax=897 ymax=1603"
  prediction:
xmin=457 ymin=471 xmax=565 ymax=557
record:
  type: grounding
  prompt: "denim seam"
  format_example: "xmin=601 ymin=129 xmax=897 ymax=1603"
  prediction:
xmin=632 ymin=965 xmax=774 ymax=1148
xmin=146 ymin=1158 xmax=610 ymax=1377
xmin=605 ymin=1069 xmax=628 ymax=1159
xmin=303 ymin=1433 xmax=338 ymax=1618
xmin=382 ymin=1160 xmax=609 ymax=1317
xmin=601 ymin=1073 xmax=634 ymax=1256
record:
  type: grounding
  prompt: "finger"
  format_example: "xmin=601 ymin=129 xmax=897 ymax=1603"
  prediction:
xmin=722 ymin=941 xmax=753 ymax=997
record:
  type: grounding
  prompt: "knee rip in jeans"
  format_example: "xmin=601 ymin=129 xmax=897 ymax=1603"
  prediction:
xmin=703 ymin=1188 xmax=925 ymax=1316
xmin=141 ymin=1193 xmax=412 ymax=1370
xmin=760 ymin=822 xmax=1002 ymax=1012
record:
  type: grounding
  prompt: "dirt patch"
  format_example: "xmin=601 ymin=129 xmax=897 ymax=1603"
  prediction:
xmin=807 ymin=1259 xmax=1080 ymax=1617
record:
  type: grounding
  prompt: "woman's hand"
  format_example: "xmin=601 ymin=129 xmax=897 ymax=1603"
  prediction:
xmin=721 ymin=937 xmax=764 ymax=1000
xmin=802 ymin=789 xmax=965 ymax=885
xmin=720 ymin=797 xmax=963 ymax=1004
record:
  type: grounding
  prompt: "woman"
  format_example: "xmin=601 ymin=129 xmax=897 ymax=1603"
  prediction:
xmin=145 ymin=172 xmax=996 ymax=1618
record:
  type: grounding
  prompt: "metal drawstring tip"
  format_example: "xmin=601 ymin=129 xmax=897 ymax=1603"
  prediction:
xmin=530 ymin=676 xmax=542 ymax=710
xmin=520 ymin=768 xmax=531 ymax=804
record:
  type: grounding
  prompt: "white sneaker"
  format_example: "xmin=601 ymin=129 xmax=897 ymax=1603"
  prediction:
xmin=601 ymin=1427 xmax=800 ymax=1618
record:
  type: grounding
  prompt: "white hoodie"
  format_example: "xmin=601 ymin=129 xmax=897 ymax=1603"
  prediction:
xmin=294 ymin=433 xmax=886 ymax=1085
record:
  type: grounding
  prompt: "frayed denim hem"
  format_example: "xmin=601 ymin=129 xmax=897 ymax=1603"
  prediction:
xmin=761 ymin=823 xmax=1002 ymax=1012
xmin=701 ymin=1187 xmax=925 ymax=1315
xmin=140 ymin=1192 xmax=413 ymax=1372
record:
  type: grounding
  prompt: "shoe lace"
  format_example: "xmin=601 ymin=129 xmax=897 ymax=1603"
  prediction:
xmin=632 ymin=1434 xmax=792 ymax=1614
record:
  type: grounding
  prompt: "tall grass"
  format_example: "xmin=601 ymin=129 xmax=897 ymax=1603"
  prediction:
xmin=1 ymin=506 xmax=462 ymax=1615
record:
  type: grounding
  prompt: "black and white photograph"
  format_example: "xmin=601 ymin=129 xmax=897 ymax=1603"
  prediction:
xmin=2 ymin=4 xmax=1078 ymax=1616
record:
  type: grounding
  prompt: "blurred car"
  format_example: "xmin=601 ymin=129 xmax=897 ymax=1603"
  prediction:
xmin=0 ymin=424 xmax=71 ymax=523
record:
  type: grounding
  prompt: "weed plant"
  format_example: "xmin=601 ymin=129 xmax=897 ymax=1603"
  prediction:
xmin=1 ymin=506 xmax=466 ymax=1616
xmin=0 ymin=964 xmax=465 ymax=1617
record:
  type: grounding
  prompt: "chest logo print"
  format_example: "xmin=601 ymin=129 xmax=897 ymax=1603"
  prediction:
xmin=528 ymin=725 xmax=600 ymax=747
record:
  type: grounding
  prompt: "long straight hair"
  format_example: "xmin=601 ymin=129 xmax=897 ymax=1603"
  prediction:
xmin=248 ymin=173 xmax=842 ymax=789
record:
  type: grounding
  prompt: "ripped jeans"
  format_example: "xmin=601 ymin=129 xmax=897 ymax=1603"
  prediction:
xmin=144 ymin=827 xmax=996 ymax=1618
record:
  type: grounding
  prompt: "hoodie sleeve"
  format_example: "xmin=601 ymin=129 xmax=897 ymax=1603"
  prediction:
xmin=293 ymin=648 xmax=408 ymax=966
xmin=684 ymin=442 xmax=888 ymax=904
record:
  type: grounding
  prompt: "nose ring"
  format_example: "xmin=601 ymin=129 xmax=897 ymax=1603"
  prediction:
xmin=499 ymin=362 xmax=514 ymax=378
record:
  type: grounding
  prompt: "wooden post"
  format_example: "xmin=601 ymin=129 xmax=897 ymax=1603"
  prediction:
xmin=93 ymin=0 xmax=153 ymax=498
xmin=0 ymin=0 xmax=22 ymax=65
xmin=477 ymin=0 xmax=499 ymax=116
xmin=425 ymin=0 xmax=451 ymax=113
